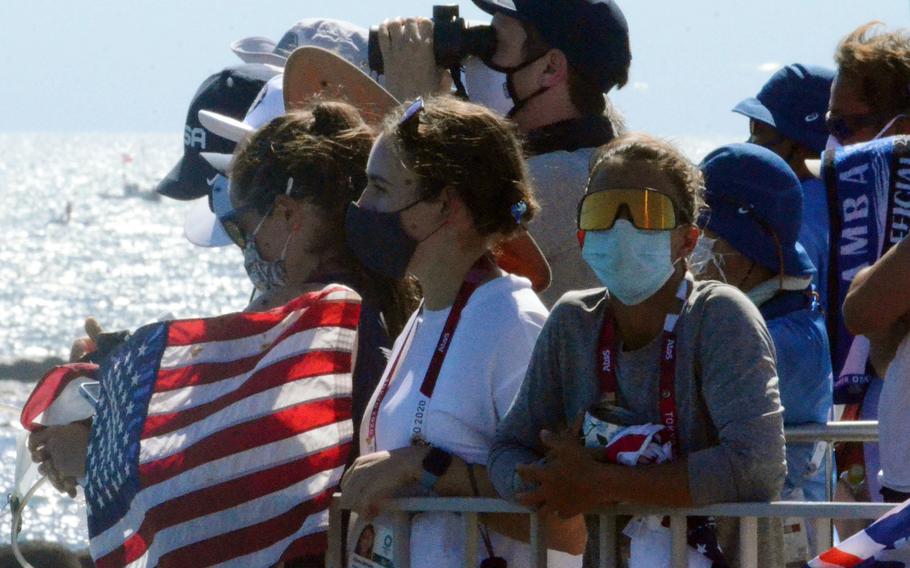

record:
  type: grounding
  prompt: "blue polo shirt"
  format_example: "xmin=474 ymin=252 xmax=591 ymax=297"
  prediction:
xmin=799 ymin=177 xmax=830 ymax=309
xmin=761 ymin=290 xmax=833 ymax=500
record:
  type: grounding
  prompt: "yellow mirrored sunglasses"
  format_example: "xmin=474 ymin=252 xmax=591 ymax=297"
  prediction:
xmin=577 ymin=188 xmax=680 ymax=231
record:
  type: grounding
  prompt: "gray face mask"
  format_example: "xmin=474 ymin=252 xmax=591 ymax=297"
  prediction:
xmin=242 ymin=209 xmax=293 ymax=293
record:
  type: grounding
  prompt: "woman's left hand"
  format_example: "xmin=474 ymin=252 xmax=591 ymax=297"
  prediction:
xmin=515 ymin=419 xmax=612 ymax=518
xmin=341 ymin=446 xmax=428 ymax=520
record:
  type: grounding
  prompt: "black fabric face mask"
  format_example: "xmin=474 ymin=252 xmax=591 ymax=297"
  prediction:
xmin=483 ymin=51 xmax=551 ymax=119
xmin=344 ymin=198 xmax=446 ymax=279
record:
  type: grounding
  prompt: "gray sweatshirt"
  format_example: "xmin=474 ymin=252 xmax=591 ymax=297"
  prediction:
xmin=527 ymin=150 xmax=601 ymax=308
xmin=488 ymin=277 xmax=786 ymax=566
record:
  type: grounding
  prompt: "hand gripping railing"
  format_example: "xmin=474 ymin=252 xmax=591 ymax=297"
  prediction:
xmin=328 ymin=421 xmax=882 ymax=568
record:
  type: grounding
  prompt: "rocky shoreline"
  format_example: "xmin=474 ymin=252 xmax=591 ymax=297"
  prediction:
xmin=0 ymin=357 xmax=66 ymax=383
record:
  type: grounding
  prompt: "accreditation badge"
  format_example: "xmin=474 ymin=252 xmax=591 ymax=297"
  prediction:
xmin=348 ymin=514 xmax=408 ymax=568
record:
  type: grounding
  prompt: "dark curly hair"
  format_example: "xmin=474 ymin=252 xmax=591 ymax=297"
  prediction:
xmin=836 ymin=21 xmax=910 ymax=115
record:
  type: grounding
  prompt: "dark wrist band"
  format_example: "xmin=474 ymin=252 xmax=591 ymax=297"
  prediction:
xmin=420 ymin=447 xmax=453 ymax=490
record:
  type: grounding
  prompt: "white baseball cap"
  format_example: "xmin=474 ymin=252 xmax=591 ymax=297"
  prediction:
xmin=231 ymin=18 xmax=369 ymax=71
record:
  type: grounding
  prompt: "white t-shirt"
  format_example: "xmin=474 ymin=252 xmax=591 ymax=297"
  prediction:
xmin=880 ymin=332 xmax=910 ymax=493
xmin=360 ymin=274 xmax=580 ymax=568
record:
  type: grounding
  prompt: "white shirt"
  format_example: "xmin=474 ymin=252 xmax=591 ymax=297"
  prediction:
xmin=880 ymin=332 xmax=910 ymax=492
xmin=360 ymin=274 xmax=579 ymax=568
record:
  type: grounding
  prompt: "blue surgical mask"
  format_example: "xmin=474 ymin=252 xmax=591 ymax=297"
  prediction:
xmin=243 ymin=211 xmax=292 ymax=292
xmin=581 ymin=219 xmax=676 ymax=305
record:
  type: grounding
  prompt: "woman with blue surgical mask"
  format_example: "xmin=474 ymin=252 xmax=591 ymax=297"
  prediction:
xmin=488 ymin=133 xmax=788 ymax=565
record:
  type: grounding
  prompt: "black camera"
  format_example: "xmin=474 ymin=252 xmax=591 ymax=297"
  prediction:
xmin=368 ymin=5 xmax=497 ymax=75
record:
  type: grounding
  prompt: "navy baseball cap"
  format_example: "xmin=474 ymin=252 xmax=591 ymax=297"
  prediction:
xmin=155 ymin=64 xmax=279 ymax=200
xmin=699 ymin=143 xmax=816 ymax=278
xmin=733 ymin=64 xmax=834 ymax=155
xmin=472 ymin=0 xmax=631 ymax=92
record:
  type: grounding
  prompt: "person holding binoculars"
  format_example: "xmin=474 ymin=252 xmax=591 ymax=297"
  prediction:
xmin=373 ymin=0 xmax=633 ymax=307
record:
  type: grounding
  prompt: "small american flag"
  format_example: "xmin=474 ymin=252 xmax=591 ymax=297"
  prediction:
xmin=807 ymin=498 xmax=910 ymax=567
xmin=23 ymin=285 xmax=360 ymax=567
xmin=21 ymin=363 xmax=99 ymax=429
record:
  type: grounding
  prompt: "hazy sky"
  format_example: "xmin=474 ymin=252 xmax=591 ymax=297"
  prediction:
xmin=2 ymin=1 xmax=908 ymax=137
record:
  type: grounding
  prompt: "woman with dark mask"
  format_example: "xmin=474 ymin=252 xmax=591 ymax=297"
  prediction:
xmin=340 ymin=96 xmax=585 ymax=568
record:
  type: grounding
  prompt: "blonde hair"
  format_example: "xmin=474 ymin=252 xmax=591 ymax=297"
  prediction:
xmin=835 ymin=21 xmax=910 ymax=114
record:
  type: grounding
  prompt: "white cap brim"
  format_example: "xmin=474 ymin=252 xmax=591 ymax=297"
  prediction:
xmin=198 ymin=110 xmax=256 ymax=144
xmin=805 ymin=159 xmax=822 ymax=179
xmin=231 ymin=37 xmax=288 ymax=67
xmin=183 ymin=197 xmax=232 ymax=248
xmin=200 ymin=152 xmax=233 ymax=175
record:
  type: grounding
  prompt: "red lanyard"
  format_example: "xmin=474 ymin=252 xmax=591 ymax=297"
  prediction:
xmin=365 ymin=256 xmax=498 ymax=447
xmin=597 ymin=278 xmax=690 ymax=456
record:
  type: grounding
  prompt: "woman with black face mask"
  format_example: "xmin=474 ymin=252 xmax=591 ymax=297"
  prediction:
xmin=341 ymin=96 xmax=586 ymax=568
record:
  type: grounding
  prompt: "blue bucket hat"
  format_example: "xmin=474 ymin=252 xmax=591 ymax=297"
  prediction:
xmin=472 ymin=0 xmax=631 ymax=92
xmin=733 ymin=64 xmax=834 ymax=155
xmin=699 ymin=143 xmax=816 ymax=278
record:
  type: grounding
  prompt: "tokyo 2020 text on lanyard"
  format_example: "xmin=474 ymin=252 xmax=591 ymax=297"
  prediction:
xmin=365 ymin=256 xmax=498 ymax=452
xmin=597 ymin=276 xmax=692 ymax=457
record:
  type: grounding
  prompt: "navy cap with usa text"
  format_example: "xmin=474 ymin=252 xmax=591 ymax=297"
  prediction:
xmin=155 ymin=64 xmax=279 ymax=201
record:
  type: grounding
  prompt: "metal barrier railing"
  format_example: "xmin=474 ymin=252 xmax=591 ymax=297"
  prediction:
xmin=784 ymin=420 xmax=879 ymax=443
xmin=328 ymin=497 xmax=895 ymax=568
xmin=329 ymin=421 xmax=883 ymax=568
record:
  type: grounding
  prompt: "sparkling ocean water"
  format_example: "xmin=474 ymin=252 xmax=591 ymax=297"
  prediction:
xmin=0 ymin=132 xmax=731 ymax=550
xmin=0 ymin=133 xmax=251 ymax=551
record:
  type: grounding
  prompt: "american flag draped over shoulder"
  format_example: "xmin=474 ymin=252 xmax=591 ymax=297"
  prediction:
xmin=75 ymin=285 xmax=358 ymax=567
xmin=807 ymin=498 xmax=910 ymax=567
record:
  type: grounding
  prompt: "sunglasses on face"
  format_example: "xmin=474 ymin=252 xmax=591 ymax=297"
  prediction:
xmin=398 ymin=97 xmax=425 ymax=136
xmin=218 ymin=178 xmax=296 ymax=248
xmin=577 ymin=188 xmax=681 ymax=232
xmin=825 ymin=110 xmax=897 ymax=144
xmin=219 ymin=204 xmax=262 ymax=249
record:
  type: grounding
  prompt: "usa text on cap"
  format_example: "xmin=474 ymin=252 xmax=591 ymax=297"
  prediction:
xmin=155 ymin=64 xmax=278 ymax=201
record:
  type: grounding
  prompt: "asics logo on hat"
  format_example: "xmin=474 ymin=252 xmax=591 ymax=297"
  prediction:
xmin=184 ymin=126 xmax=207 ymax=149
xmin=805 ymin=112 xmax=820 ymax=123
